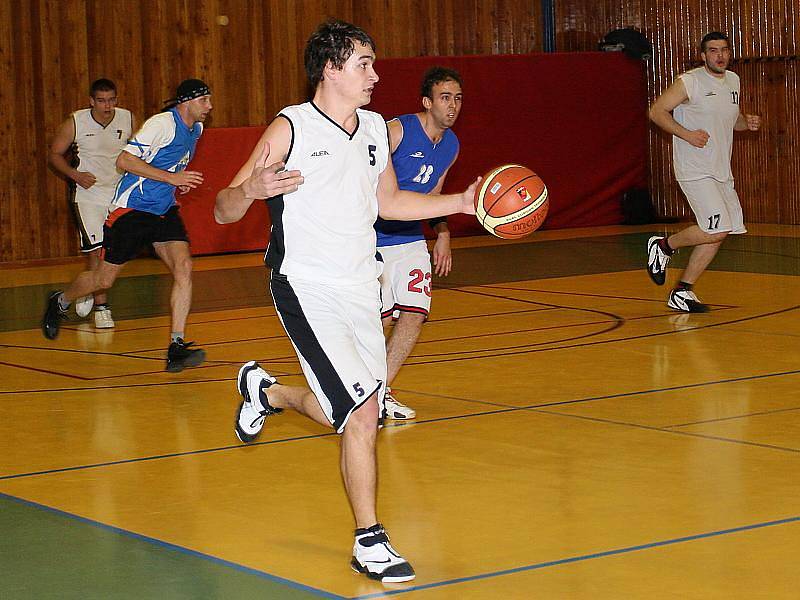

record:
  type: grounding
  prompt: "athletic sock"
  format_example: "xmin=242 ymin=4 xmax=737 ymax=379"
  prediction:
xmin=57 ymin=294 xmax=71 ymax=311
xmin=676 ymin=281 xmax=693 ymax=291
xmin=171 ymin=332 xmax=184 ymax=344
xmin=94 ymin=303 xmax=109 ymax=311
xmin=658 ymin=237 xmax=675 ymax=256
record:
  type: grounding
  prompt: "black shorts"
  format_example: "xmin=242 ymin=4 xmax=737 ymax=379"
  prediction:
xmin=102 ymin=206 xmax=189 ymax=265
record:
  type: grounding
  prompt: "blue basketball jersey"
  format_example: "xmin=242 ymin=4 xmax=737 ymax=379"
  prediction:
xmin=375 ymin=113 xmax=459 ymax=247
xmin=113 ymin=108 xmax=203 ymax=216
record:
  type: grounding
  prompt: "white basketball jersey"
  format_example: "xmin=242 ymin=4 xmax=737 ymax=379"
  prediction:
xmin=266 ymin=102 xmax=390 ymax=285
xmin=672 ymin=67 xmax=740 ymax=182
xmin=72 ymin=108 xmax=133 ymax=205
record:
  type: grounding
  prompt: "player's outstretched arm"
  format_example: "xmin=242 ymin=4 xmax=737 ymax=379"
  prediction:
xmin=377 ymin=159 xmax=477 ymax=221
xmin=215 ymin=118 xmax=303 ymax=224
xmin=117 ymin=150 xmax=203 ymax=188
xmin=649 ymin=79 xmax=709 ymax=148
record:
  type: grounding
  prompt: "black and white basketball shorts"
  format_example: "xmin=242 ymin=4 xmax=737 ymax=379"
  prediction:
xmin=270 ymin=271 xmax=387 ymax=433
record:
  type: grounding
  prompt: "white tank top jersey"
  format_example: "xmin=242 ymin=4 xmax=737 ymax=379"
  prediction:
xmin=672 ymin=67 xmax=741 ymax=182
xmin=266 ymin=102 xmax=390 ymax=286
xmin=72 ymin=108 xmax=133 ymax=205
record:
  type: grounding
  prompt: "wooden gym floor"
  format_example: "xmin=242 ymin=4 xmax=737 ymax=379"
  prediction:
xmin=1 ymin=224 xmax=798 ymax=599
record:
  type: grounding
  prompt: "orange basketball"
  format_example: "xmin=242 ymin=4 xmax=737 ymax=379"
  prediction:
xmin=474 ymin=164 xmax=549 ymax=239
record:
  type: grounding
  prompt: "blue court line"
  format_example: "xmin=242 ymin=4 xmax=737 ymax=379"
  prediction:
xmin=0 ymin=491 xmax=346 ymax=599
xmin=351 ymin=516 xmax=800 ymax=599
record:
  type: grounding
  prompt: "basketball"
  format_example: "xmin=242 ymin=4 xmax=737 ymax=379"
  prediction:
xmin=474 ymin=164 xmax=549 ymax=239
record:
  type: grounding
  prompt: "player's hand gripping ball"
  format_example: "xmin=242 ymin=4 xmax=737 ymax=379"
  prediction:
xmin=474 ymin=164 xmax=548 ymax=239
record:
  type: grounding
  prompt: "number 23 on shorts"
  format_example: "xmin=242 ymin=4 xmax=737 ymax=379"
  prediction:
xmin=407 ymin=269 xmax=431 ymax=297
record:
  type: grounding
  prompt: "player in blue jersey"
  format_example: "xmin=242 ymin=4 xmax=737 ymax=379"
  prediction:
xmin=42 ymin=79 xmax=212 ymax=372
xmin=376 ymin=67 xmax=463 ymax=419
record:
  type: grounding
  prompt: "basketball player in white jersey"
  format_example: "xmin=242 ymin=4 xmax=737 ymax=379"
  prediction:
xmin=647 ymin=32 xmax=761 ymax=312
xmin=215 ymin=20 xmax=477 ymax=583
xmin=48 ymin=79 xmax=136 ymax=328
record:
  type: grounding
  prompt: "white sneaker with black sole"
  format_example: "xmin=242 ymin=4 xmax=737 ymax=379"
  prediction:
xmin=667 ymin=289 xmax=710 ymax=313
xmin=94 ymin=307 xmax=115 ymax=328
xmin=234 ymin=361 xmax=281 ymax=443
xmin=384 ymin=387 xmax=416 ymax=420
xmin=647 ymin=236 xmax=671 ymax=285
xmin=351 ymin=523 xmax=415 ymax=583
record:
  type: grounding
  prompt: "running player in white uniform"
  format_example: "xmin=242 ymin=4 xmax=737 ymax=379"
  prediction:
xmin=647 ymin=32 xmax=761 ymax=312
xmin=48 ymin=79 xmax=135 ymax=329
xmin=376 ymin=67 xmax=463 ymax=420
xmin=43 ymin=79 xmax=212 ymax=373
xmin=215 ymin=20 xmax=477 ymax=584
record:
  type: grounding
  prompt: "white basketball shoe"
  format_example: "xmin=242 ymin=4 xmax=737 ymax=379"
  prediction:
xmin=74 ymin=295 xmax=94 ymax=318
xmin=351 ymin=524 xmax=415 ymax=583
xmin=384 ymin=387 xmax=416 ymax=420
xmin=94 ymin=307 xmax=115 ymax=328
xmin=234 ymin=361 xmax=281 ymax=443
xmin=667 ymin=289 xmax=710 ymax=313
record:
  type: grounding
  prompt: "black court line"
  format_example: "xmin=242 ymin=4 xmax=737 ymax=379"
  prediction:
xmin=399 ymin=303 xmax=800 ymax=366
xmin=0 ymin=429 xmax=339 ymax=481
xmin=2 ymin=288 xmax=795 ymax=392
xmin=3 ymin=366 xmax=799 ymax=481
xmin=0 ymin=303 xmax=793 ymax=392
xmin=666 ymin=404 xmax=800 ymax=428
xmin=533 ymin=408 xmax=800 ymax=454
xmin=352 ymin=516 xmax=800 ymax=599
xmin=481 ymin=283 xmax=739 ymax=308
xmin=411 ymin=308 xmax=736 ymax=347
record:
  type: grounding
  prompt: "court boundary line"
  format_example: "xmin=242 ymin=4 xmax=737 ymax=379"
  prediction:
xmin=0 ymin=491 xmax=346 ymax=600
xmin=350 ymin=516 xmax=800 ymax=599
xmin=2 ymin=496 xmax=796 ymax=599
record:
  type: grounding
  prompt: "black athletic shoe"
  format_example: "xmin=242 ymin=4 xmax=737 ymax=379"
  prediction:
xmin=42 ymin=291 xmax=67 ymax=340
xmin=351 ymin=524 xmax=415 ymax=583
xmin=166 ymin=338 xmax=206 ymax=372
xmin=667 ymin=289 xmax=710 ymax=313
xmin=646 ymin=236 xmax=671 ymax=286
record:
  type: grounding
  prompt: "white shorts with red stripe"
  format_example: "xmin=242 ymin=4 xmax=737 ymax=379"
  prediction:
xmin=378 ymin=239 xmax=432 ymax=320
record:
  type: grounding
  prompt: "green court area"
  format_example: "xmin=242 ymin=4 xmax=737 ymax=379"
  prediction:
xmin=0 ymin=494 xmax=328 ymax=600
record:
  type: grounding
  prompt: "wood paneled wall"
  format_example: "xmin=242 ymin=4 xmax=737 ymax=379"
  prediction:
xmin=0 ymin=0 xmax=542 ymax=263
xmin=1 ymin=0 xmax=797 ymax=263
xmin=554 ymin=0 xmax=800 ymax=223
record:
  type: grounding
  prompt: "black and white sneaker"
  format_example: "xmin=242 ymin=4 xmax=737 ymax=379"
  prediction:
xmin=351 ymin=523 xmax=415 ymax=583
xmin=234 ymin=361 xmax=281 ymax=443
xmin=667 ymin=289 xmax=710 ymax=313
xmin=384 ymin=387 xmax=416 ymax=420
xmin=646 ymin=236 xmax=671 ymax=286
xmin=42 ymin=291 xmax=67 ymax=340
xmin=166 ymin=338 xmax=206 ymax=372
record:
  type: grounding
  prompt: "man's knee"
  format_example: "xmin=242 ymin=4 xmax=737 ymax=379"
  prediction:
xmin=702 ymin=230 xmax=728 ymax=245
xmin=95 ymin=266 xmax=119 ymax=290
xmin=347 ymin=398 xmax=380 ymax=433
xmin=172 ymin=256 xmax=193 ymax=282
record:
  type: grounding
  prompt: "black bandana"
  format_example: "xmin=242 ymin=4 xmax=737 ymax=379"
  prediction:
xmin=175 ymin=79 xmax=210 ymax=104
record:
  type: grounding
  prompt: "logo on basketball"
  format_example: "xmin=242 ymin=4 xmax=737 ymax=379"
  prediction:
xmin=473 ymin=164 xmax=549 ymax=239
